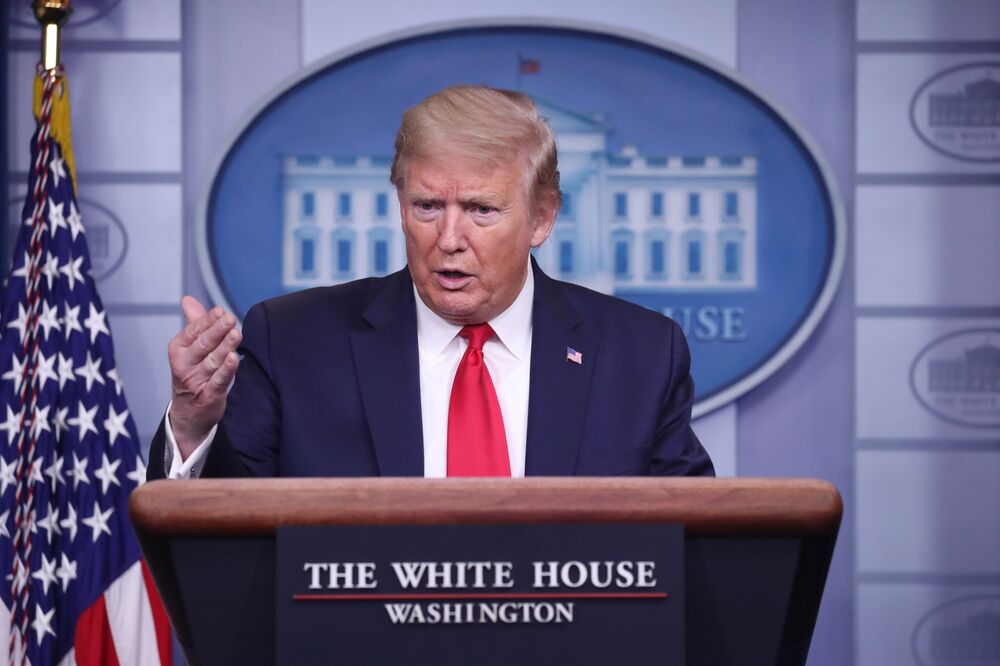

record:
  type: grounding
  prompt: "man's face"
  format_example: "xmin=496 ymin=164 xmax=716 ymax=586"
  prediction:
xmin=398 ymin=149 xmax=555 ymax=325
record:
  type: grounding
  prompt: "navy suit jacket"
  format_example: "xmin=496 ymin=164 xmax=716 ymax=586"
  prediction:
xmin=147 ymin=262 xmax=713 ymax=479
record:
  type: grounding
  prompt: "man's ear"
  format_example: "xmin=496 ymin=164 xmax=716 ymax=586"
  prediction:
xmin=529 ymin=191 xmax=559 ymax=248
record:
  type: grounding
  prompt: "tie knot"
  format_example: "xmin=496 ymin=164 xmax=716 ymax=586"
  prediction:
xmin=459 ymin=323 xmax=495 ymax=350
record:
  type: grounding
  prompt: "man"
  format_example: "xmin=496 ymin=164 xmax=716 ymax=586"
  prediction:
xmin=147 ymin=85 xmax=713 ymax=480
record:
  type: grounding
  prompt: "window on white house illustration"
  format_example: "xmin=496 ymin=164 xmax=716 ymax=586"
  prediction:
xmin=559 ymin=240 xmax=574 ymax=275
xmin=612 ymin=229 xmax=633 ymax=279
xmin=683 ymin=230 xmax=705 ymax=279
xmin=375 ymin=192 xmax=389 ymax=218
xmin=718 ymin=228 xmax=745 ymax=280
xmin=650 ymin=239 xmax=666 ymax=277
xmin=369 ymin=228 xmax=392 ymax=276
xmin=374 ymin=241 xmax=389 ymax=274
xmin=332 ymin=228 xmax=355 ymax=280
xmin=337 ymin=240 xmax=351 ymax=274
xmin=560 ymin=191 xmax=574 ymax=220
xmin=687 ymin=193 xmax=701 ymax=219
xmin=724 ymin=191 xmax=739 ymax=219
xmin=338 ymin=192 xmax=352 ymax=218
xmin=650 ymin=192 xmax=664 ymax=219
xmin=614 ymin=192 xmax=628 ymax=219
xmin=295 ymin=227 xmax=320 ymax=278
xmin=301 ymin=191 xmax=315 ymax=219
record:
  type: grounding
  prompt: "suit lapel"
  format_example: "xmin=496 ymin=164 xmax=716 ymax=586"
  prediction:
xmin=524 ymin=262 xmax=597 ymax=476
xmin=349 ymin=269 xmax=424 ymax=476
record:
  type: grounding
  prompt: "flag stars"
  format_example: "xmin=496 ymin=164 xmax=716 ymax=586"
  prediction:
xmin=31 ymin=604 xmax=56 ymax=646
xmin=68 ymin=402 xmax=99 ymax=441
xmin=32 ymin=553 xmax=59 ymax=595
xmin=67 ymin=201 xmax=84 ymax=240
xmin=94 ymin=453 xmax=122 ymax=494
xmin=104 ymin=406 xmax=131 ymax=445
xmin=60 ymin=503 xmax=78 ymax=542
xmin=57 ymin=354 xmax=75 ymax=390
xmin=29 ymin=454 xmax=45 ymax=486
xmin=10 ymin=251 xmax=31 ymax=280
xmin=0 ymin=456 xmax=17 ymax=495
xmin=7 ymin=302 xmax=29 ymax=344
xmin=53 ymin=405 xmax=70 ymax=440
xmin=0 ymin=406 xmax=24 ymax=446
xmin=83 ymin=303 xmax=110 ymax=343
xmin=74 ymin=351 xmax=105 ymax=392
xmin=30 ymin=406 xmax=51 ymax=441
xmin=82 ymin=501 xmax=114 ymax=542
xmin=127 ymin=454 xmax=147 ymax=486
xmin=56 ymin=553 xmax=76 ymax=591
xmin=35 ymin=507 xmax=61 ymax=545
xmin=48 ymin=199 xmax=68 ymax=237
xmin=68 ymin=452 xmax=90 ymax=491
xmin=44 ymin=454 xmax=65 ymax=492
xmin=107 ymin=367 xmax=124 ymax=396
xmin=38 ymin=301 xmax=60 ymax=340
xmin=49 ymin=153 xmax=66 ymax=188
xmin=35 ymin=352 xmax=58 ymax=389
xmin=41 ymin=251 xmax=60 ymax=291
xmin=62 ymin=303 xmax=83 ymax=338
xmin=59 ymin=255 xmax=85 ymax=291
xmin=2 ymin=355 xmax=27 ymax=395
xmin=0 ymin=508 xmax=9 ymax=538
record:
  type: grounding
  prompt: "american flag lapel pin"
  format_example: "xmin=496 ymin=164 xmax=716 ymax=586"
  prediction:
xmin=566 ymin=347 xmax=583 ymax=365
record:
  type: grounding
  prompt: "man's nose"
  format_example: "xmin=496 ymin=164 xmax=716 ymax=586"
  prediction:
xmin=435 ymin=206 xmax=468 ymax=253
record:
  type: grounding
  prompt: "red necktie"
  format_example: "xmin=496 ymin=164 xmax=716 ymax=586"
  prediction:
xmin=447 ymin=324 xmax=511 ymax=477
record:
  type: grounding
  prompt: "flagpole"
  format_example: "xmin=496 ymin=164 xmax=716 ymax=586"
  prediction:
xmin=6 ymin=3 xmax=71 ymax=664
xmin=33 ymin=0 xmax=72 ymax=72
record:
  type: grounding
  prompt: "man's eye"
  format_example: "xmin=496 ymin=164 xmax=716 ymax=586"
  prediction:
xmin=474 ymin=206 xmax=495 ymax=215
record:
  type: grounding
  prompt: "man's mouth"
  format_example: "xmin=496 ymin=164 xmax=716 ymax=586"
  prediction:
xmin=435 ymin=270 xmax=473 ymax=289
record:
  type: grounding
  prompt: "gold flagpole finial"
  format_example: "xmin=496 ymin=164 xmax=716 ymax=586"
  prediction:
xmin=33 ymin=0 xmax=73 ymax=71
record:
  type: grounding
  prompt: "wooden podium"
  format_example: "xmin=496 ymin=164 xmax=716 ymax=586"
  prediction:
xmin=130 ymin=478 xmax=841 ymax=666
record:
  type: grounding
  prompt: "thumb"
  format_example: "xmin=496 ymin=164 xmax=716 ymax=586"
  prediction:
xmin=180 ymin=295 xmax=207 ymax=325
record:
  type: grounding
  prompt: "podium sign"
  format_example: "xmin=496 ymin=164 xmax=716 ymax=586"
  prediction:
xmin=276 ymin=523 xmax=684 ymax=666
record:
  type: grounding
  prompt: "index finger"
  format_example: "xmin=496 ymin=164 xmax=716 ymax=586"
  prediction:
xmin=181 ymin=295 xmax=208 ymax=325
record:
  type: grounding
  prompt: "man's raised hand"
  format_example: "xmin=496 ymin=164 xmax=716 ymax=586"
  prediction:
xmin=167 ymin=295 xmax=241 ymax=459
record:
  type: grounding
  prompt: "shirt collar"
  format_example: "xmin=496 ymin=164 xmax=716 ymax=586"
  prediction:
xmin=414 ymin=261 xmax=534 ymax=362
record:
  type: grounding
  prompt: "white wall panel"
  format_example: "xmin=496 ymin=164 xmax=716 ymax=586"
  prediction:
xmin=8 ymin=51 xmax=182 ymax=173
xmin=857 ymin=54 xmax=1000 ymax=174
xmin=81 ymin=184 xmax=183 ymax=305
xmin=856 ymin=317 xmax=1000 ymax=439
xmin=858 ymin=0 xmax=1000 ymax=42
xmin=857 ymin=450 xmax=1000 ymax=573
xmin=8 ymin=0 xmax=181 ymax=41
xmin=692 ymin=403 xmax=736 ymax=476
xmin=857 ymin=583 xmax=1000 ymax=666
xmin=856 ymin=185 xmax=1000 ymax=307
xmin=302 ymin=0 xmax=738 ymax=68
xmin=109 ymin=313 xmax=179 ymax=447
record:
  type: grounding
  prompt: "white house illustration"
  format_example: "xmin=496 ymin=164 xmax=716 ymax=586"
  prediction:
xmin=281 ymin=98 xmax=757 ymax=293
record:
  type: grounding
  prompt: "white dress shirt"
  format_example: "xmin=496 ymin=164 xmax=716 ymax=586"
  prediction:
xmin=165 ymin=265 xmax=534 ymax=479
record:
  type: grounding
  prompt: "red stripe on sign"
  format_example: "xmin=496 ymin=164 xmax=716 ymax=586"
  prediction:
xmin=142 ymin=560 xmax=173 ymax=665
xmin=294 ymin=592 xmax=668 ymax=601
xmin=74 ymin=594 xmax=121 ymax=666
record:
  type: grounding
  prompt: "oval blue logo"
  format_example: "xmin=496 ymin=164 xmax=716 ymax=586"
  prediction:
xmin=200 ymin=25 xmax=844 ymax=415
xmin=910 ymin=62 xmax=1000 ymax=163
xmin=910 ymin=327 xmax=1000 ymax=428
xmin=911 ymin=595 xmax=1000 ymax=665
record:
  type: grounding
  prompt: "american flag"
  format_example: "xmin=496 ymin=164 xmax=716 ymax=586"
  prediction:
xmin=518 ymin=56 xmax=541 ymax=75
xmin=0 ymin=66 xmax=171 ymax=665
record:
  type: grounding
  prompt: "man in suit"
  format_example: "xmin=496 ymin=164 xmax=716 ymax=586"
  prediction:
xmin=147 ymin=85 xmax=713 ymax=480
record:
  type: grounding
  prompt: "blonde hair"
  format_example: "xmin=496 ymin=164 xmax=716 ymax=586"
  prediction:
xmin=390 ymin=85 xmax=561 ymax=212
